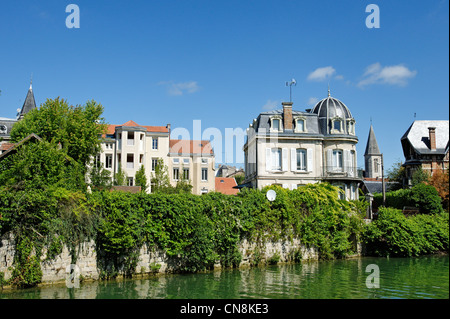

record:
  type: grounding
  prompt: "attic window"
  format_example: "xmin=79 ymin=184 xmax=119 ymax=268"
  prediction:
xmin=270 ymin=116 xmax=283 ymax=132
xmin=331 ymin=117 xmax=344 ymax=134
xmin=220 ymin=180 xmax=225 ymax=183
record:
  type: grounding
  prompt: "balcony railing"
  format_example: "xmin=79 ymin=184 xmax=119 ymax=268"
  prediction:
xmin=322 ymin=166 xmax=363 ymax=179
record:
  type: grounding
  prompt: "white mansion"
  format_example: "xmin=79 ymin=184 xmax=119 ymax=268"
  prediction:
xmin=243 ymin=92 xmax=362 ymax=200
xmin=98 ymin=120 xmax=216 ymax=195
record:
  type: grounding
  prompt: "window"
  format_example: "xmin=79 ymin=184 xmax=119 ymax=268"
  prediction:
xmin=127 ymin=154 xmax=134 ymax=169
xmin=333 ymin=120 xmax=341 ymax=131
xmin=183 ymin=158 xmax=190 ymax=165
xmin=127 ymin=177 xmax=134 ymax=186
xmin=201 ymin=158 xmax=208 ymax=165
xmin=127 ymin=131 xmax=134 ymax=146
xmin=374 ymin=158 xmax=379 ymax=173
xmin=105 ymin=154 xmax=113 ymax=169
xmin=139 ymin=154 xmax=144 ymax=164
xmin=152 ymin=158 xmax=158 ymax=172
xmin=173 ymin=158 xmax=180 ymax=164
xmin=173 ymin=167 xmax=179 ymax=181
xmin=295 ymin=118 xmax=306 ymax=132
xmin=332 ymin=150 xmax=343 ymax=171
xmin=347 ymin=120 xmax=355 ymax=135
xmin=271 ymin=148 xmax=282 ymax=171
xmin=183 ymin=168 xmax=190 ymax=180
xmin=270 ymin=116 xmax=283 ymax=132
xmin=201 ymin=168 xmax=208 ymax=181
xmin=296 ymin=149 xmax=307 ymax=171
xmin=152 ymin=137 xmax=158 ymax=150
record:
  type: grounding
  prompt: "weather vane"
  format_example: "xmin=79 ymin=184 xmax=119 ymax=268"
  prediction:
xmin=285 ymin=78 xmax=296 ymax=102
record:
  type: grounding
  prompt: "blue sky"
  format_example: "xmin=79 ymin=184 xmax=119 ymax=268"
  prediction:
xmin=1 ymin=0 xmax=448 ymax=171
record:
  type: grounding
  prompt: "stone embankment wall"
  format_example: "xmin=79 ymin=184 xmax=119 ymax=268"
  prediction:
xmin=1 ymin=233 xmax=349 ymax=286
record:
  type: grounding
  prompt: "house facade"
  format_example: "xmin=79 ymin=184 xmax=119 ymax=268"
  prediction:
xmin=243 ymin=92 xmax=362 ymax=200
xmin=99 ymin=120 xmax=215 ymax=195
xmin=401 ymin=120 xmax=449 ymax=186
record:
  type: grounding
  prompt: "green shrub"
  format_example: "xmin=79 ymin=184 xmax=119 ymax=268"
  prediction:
xmin=364 ymin=207 xmax=449 ymax=257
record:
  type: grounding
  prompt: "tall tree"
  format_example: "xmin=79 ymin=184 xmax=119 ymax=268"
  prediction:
xmin=10 ymin=98 xmax=107 ymax=173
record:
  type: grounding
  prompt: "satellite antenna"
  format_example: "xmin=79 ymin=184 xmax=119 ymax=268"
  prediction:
xmin=285 ymin=78 xmax=297 ymax=102
xmin=266 ymin=189 xmax=277 ymax=202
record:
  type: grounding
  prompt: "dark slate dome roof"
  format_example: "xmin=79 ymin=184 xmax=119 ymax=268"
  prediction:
xmin=311 ymin=95 xmax=353 ymax=119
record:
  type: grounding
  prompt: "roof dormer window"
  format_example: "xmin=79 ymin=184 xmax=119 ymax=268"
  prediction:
xmin=331 ymin=117 xmax=344 ymax=134
xmin=294 ymin=117 xmax=307 ymax=133
xmin=270 ymin=116 xmax=283 ymax=132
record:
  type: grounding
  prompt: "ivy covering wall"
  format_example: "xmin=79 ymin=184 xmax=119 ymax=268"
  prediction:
xmin=0 ymin=183 xmax=448 ymax=288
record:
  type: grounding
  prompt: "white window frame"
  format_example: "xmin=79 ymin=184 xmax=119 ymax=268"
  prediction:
xmin=105 ymin=154 xmax=113 ymax=169
xmin=152 ymin=137 xmax=158 ymax=150
xmin=294 ymin=117 xmax=307 ymax=133
xmin=271 ymin=148 xmax=282 ymax=171
xmin=270 ymin=116 xmax=283 ymax=133
xmin=331 ymin=117 xmax=344 ymax=134
xmin=201 ymin=168 xmax=208 ymax=181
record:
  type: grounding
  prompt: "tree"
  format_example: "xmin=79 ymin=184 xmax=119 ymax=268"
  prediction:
xmin=0 ymin=140 xmax=85 ymax=191
xmin=88 ymin=161 xmax=112 ymax=190
xmin=113 ymin=165 xmax=127 ymax=186
xmin=150 ymin=158 xmax=170 ymax=193
xmin=426 ymin=168 xmax=449 ymax=211
xmin=135 ymin=165 xmax=148 ymax=192
xmin=411 ymin=166 xmax=429 ymax=187
xmin=10 ymin=98 xmax=107 ymax=174
xmin=386 ymin=160 xmax=407 ymax=190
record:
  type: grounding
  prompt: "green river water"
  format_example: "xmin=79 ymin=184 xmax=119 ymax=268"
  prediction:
xmin=1 ymin=255 xmax=448 ymax=299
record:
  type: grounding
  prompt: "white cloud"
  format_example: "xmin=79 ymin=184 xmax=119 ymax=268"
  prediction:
xmin=307 ymin=97 xmax=319 ymax=106
xmin=159 ymin=81 xmax=200 ymax=96
xmin=358 ymin=63 xmax=417 ymax=87
xmin=262 ymin=99 xmax=278 ymax=111
xmin=307 ymin=66 xmax=336 ymax=82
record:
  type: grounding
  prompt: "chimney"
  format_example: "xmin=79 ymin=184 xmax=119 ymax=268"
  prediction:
xmin=166 ymin=123 xmax=171 ymax=134
xmin=282 ymin=102 xmax=293 ymax=131
xmin=428 ymin=127 xmax=436 ymax=151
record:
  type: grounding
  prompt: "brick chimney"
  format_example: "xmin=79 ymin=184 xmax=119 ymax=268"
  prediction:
xmin=282 ymin=102 xmax=293 ymax=131
xmin=428 ymin=127 xmax=436 ymax=151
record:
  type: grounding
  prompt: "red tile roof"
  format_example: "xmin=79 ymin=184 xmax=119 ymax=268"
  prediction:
xmin=215 ymin=177 xmax=239 ymax=195
xmin=0 ymin=143 xmax=14 ymax=152
xmin=169 ymin=139 xmax=213 ymax=155
xmin=102 ymin=121 xmax=169 ymax=137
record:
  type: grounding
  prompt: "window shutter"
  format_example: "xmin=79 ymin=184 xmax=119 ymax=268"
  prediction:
xmin=291 ymin=148 xmax=297 ymax=171
xmin=282 ymin=148 xmax=288 ymax=171
xmin=266 ymin=148 xmax=272 ymax=172
xmin=327 ymin=149 xmax=333 ymax=171
xmin=344 ymin=150 xmax=350 ymax=173
xmin=307 ymin=148 xmax=313 ymax=172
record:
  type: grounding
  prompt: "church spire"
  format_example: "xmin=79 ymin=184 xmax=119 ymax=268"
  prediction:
xmin=18 ymin=79 xmax=37 ymax=120
xmin=364 ymin=124 xmax=381 ymax=156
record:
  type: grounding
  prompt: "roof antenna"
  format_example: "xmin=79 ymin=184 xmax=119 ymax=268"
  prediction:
xmin=327 ymin=82 xmax=331 ymax=97
xmin=285 ymin=78 xmax=297 ymax=102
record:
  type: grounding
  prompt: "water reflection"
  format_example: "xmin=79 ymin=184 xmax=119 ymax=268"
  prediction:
xmin=1 ymin=255 xmax=448 ymax=299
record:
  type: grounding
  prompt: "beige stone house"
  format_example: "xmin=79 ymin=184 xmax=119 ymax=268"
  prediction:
xmin=243 ymin=92 xmax=362 ymax=200
xmin=98 ymin=120 xmax=215 ymax=195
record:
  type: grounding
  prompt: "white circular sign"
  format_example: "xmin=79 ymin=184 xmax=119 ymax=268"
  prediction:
xmin=266 ymin=190 xmax=276 ymax=202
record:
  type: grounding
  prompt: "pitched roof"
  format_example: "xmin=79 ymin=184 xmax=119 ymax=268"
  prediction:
xmin=169 ymin=139 xmax=214 ymax=155
xmin=19 ymin=84 xmax=36 ymax=118
xmin=364 ymin=125 xmax=381 ymax=156
xmin=0 ymin=133 xmax=42 ymax=160
xmin=215 ymin=177 xmax=239 ymax=195
xmin=401 ymin=120 xmax=449 ymax=154
xmin=102 ymin=121 xmax=169 ymax=137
